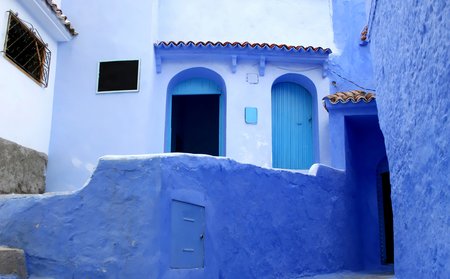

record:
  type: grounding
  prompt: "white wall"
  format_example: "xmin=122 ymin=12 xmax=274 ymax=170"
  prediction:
xmin=154 ymin=59 xmax=331 ymax=168
xmin=44 ymin=0 xmax=333 ymax=191
xmin=46 ymin=0 xmax=159 ymax=191
xmin=157 ymin=0 xmax=334 ymax=168
xmin=158 ymin=0 xmax=335 ymax=48
xmin=0 ymin=0 xmax=58 ymax=153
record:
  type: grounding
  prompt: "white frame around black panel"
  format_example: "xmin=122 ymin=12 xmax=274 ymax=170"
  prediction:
xmin=96 ymin=59 xmax=141 ymax=94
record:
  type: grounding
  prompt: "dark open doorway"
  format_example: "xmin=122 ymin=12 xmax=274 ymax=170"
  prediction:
xmin=379 ymin=171 xmax=394 ymax=264
xmin=171 ymin=94 xmax=219 ymax=156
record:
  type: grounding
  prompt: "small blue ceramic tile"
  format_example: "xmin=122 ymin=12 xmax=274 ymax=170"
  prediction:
xmin=245 ymin=107 xmax=258 ymax=124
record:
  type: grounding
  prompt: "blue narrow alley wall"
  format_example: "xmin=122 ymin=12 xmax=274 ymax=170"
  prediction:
xmin=371 ymin=1 xmax=450 ymax=278
xmin=1 ymin=155 xmax=361 ymax=278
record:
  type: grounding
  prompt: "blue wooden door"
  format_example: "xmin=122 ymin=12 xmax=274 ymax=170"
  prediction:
xmin=272 ymin=82 xmax=313 ymax=169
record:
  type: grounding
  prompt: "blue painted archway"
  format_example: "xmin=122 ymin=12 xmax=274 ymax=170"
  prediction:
xmin=165 ymin=67 xmax=226 ymax=156
xmin=271 ymin=74 xmax=318 ymax=169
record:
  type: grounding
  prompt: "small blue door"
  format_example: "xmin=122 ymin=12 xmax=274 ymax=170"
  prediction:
xmin=272 ymin=82 xmax=313 ymax=169
xmin=171 ymin=200 xmax=205 ymax=269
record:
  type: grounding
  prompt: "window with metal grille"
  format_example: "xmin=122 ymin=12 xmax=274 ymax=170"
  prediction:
xmin=3 ymin=11 xmax=51 ymax=87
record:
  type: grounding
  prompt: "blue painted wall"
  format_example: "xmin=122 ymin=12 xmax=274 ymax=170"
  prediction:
xmin=1 ymin=155 xmax=362 ymax=278
xmin=325 ymin=100 xmax=390 ymax=271
xmin=329 ymin=0 xmax=375 ymax=93
xmin=325 ymin=100 xmax=378 ymax=170
xmin=370 ymin=1 xmax=450 ymax=278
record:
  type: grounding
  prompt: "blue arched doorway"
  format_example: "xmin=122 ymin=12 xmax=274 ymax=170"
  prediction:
xmin=166 ymin=68 xmax=226 ymax=156
xmin=272 ymin=81 xmax=314 ymax=169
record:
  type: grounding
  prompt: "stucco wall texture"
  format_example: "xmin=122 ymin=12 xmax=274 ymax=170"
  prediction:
xmin=0 ymin=154 xmax=361 ymax=278
xmin=329 ymin=0 xmax=375 ymax=94
xmin=371 ymin=1 xmax=450 ymax=278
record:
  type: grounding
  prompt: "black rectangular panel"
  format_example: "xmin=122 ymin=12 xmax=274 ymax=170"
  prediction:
xmin=97 ymin=60 xmax=139 ymax=92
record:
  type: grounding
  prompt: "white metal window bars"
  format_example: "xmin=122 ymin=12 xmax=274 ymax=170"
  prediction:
xmin=2 ymin=11 xmax=51 ymax=87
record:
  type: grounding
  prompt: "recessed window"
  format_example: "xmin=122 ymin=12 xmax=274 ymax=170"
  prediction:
xmin=97 ymin=60 xmax=140 ymax=93
xmin=3 ymin=11 xmax=51 ymax=87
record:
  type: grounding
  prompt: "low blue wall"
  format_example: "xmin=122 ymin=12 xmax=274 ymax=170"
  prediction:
xmin=0 ymin=154 xmax=359 ymax=278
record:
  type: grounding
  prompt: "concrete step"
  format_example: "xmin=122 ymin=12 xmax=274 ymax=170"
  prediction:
xmin=0 ymin=247 xmax=27 ymax=279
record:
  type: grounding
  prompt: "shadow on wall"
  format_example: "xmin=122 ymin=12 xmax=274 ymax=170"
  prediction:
xmin=345 ymin=115 xmax=394 ymax=271
xmin=0 ymin=154 xmax=362 ymax=278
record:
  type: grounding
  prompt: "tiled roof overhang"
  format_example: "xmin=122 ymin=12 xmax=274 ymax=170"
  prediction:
xmin=156 ymin=41 xmax=332 ymax=54
xmin=154 ymin=41 xmax=332 ymax=74
xmin=43 ymin=0 xmax=77 ymax=36
xmin=322 ymin=90 xmax=376 ymax=111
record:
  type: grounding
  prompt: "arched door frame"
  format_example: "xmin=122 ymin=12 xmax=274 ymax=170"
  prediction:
xmin=165 ymin=67 xmax=227 ymax=156
xmin=271 ymin=74 xmax=319 ymax=166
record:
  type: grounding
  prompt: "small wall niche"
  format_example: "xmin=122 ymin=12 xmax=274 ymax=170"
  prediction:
xmin=246 ymin=73 xmax=259 ymax=84
xmin=245 ymin=107 xmax=258 ymax=124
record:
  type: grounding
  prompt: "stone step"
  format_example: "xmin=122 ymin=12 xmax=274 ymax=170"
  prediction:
xmin=0 ymin=247 xmax=27 ymax=279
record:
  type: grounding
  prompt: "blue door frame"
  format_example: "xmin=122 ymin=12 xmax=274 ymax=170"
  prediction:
xmin=165 ymin=78 xmax=226 ymax=156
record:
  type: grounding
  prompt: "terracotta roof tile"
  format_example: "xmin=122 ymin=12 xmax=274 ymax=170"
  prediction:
xmin=322 ymin=90 xmax=376 ymax=110
xmin=361 ymin=25 xmax=368 ymax=42
xmin=43 ymin=0 xmax=77 ymax=36
xmin=155 ymin=41 xmax=332 ymax=54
